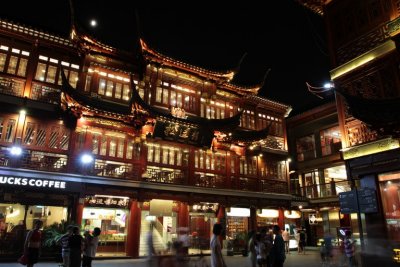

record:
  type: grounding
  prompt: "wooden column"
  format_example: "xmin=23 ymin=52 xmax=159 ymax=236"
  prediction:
xmin=278 ymin=209 xmax=284 ymax=230
xmin=178 ymin=202 xmax=189 ymax=228
xmin=250 ymin=206 xmax=257 ymax=232
xmin=23 ymin=43 xmax=39 ymax=98
xmin=73 ymin=197 xmax=84 ymax=226
xmin=126 ymin=200 xmax=141 ymax=258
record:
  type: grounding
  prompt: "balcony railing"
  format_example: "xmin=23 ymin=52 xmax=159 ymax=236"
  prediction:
xmin=143 ymin=166 xmax=185 ymax=184
xmin=294 ymin=180 xmax=352 ymax=199
xmin=194 ymin=173 xmax=225 ymax=189
xmin=0 ymin=147 xmax=67 ymax=172
xmin=30 ymin=82 xmax=60 ymax=104
xmin=0 ymin=146 xmax=290 ymax=193
xmin=0 ymin=76 xmax=25 ymax=97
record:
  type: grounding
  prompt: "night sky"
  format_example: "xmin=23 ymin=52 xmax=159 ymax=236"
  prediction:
xmin=0 ymin=1 xmax=331 ymax=113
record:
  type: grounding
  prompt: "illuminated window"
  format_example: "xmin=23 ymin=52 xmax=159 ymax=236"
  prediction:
xmin=320 ymin=126 xmax=342 ymax=156
xmin=7 ymin=56 xmax=18 ymax=75
xmin=296 ymin=135 xmax=316 ymax=162
xmin=156 ymin=87 xmax=162 ymax=103
xmin=98 ymin=79 xmax=106 ymax=95
xmin=0 ymin=46 xmax=29 ymax=77
xmin=84 ymin=74 xmax=92 ymax=92
xmin=115 ymin=83 xmax=122 ymax=99
xmin=0 ymin=53 xmax=6 ymax=71
xmin=100 ymin=136 xmax=107 ymax=156
xmin=109 ymin=138 xmax=116 ymax=157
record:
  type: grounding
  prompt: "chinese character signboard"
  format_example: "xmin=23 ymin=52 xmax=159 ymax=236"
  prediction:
xmin=339 ymin=189 xmax=378 ymax=214
xmin=85 ymin=196 xmax=129 ymax=209
xmin=153 ymin=120 xmax=213 ymax=147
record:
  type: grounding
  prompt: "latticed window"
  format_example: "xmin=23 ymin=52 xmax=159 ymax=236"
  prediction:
xmin=22 ymin=121 xmax=70 ymax=150
xmin=0 ymin=45 xmax=29 ymax=77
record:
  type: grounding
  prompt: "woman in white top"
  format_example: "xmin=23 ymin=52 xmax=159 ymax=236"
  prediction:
xmin=210 ymin=223 xmax=226 ymax=267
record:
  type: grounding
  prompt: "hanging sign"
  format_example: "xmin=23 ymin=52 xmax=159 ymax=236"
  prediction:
xmin=153 ymin=120 xmax=213 ymax=147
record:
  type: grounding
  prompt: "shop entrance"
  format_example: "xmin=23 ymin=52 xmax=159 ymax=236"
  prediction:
xmin=139 ymin=210 xmax=177 ymax=256
xmin=81 ymin=207 xmax=129 ymax=256
xmin=0 ymin=203 xmax=67 ymax=257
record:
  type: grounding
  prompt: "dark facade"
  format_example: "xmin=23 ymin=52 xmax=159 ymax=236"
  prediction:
xmin=299 ymin=0 xmax=400 ymax=265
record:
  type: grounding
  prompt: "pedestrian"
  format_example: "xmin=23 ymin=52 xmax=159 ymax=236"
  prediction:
xmin=344 ymin=230 xmax=356 ymax=267
xmin=82 ymin=227 xmax=101 ymax=267
xmin=247 ymin=230 xmax=256 ymax=267
xmin=255 ymin=233 xmax=267 ymax=267
xmin=68 ymin=226 xmax=83 ymax=267
xmin=299 ymin=229 xmax=306 ymax=254
xmin=270 ymin=225 xmax=285 ymax=267
xmin=58 ymin=225 xmax=73 ymax=267
xmin=210 ymin=223 xmax=226 ymax=267
xmin=23 ymin=219 xmax=43 ymax=267
xmin=282 ymin=228 xmax=290 ymax=254
xmin=323 ymin=231 xmax=333 ymax=259
xmin=260 ymin=228 xmax=273 ymax=267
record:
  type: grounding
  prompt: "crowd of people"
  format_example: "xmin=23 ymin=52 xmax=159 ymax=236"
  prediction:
xmin=17 ymin=219 xmax=358 ymax=267
xmin=246 ymin=225 xmax=286 ymax=267
xmin=20 ymin=219 xmax=101 ymax=267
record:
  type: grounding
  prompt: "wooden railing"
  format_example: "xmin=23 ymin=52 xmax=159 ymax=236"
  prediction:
xmin=293 ymin=180 xmax=352 ymax=199
xmin=0 ymin=76 xmax=25 ymax=97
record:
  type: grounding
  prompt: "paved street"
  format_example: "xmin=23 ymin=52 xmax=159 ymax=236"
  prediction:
xmin=0 ymin=250 xmax=347 ymax=267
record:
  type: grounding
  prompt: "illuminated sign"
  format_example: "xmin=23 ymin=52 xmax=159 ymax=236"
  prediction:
xmin=0 ymin=176 xmax=66 ymax=189
xmin=85 ymin=195 xmax=129 ymax=209
xmin=227 ymin=208 xmax=250 ymax=217
xmin=342 ymin=138 xmax=399 ymax=160
xmin=191 ymin=203 xmax=218 ymax=213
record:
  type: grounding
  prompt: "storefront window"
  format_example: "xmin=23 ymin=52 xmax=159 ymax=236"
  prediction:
xmin=379 ymin=172 xmax=400 ymax=242
xmin=82 ymin=207 xmax=129 ymax=256
xmin=0 ymin=204 xmax=67 ymax=256
xmin=320 ymin=126 xmax=341 ymax=156
xmin=189 ymin=203 xmax=218 ymax=254
xmin=296 ymin=135 xmax=316 ymax=162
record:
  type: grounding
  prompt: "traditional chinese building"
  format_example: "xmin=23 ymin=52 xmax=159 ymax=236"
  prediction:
xmin=287 ymin=99 xmax=351 ymax=246
xmin=298 ymin=0 xmax=400 ymax=265
xmin=0 ymin=13 xmax=292 ymax=259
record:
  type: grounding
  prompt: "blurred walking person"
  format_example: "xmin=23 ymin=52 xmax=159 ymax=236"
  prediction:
xmin=82 ymin=227 xmax=101 ymax=267
xmin=68 ymin=226 xmax=83 ymax=267
xmin=210 ymin=223 xmax=226 ymax=267
xmin=282 ymin=228 xmax=290 ymax=254
xmin=58 ymin=225 xmax=73 ymax=267
xmin=344 ymin=230 xmax=356 ymax=267
xmin=270 ymin=225 xmax=285 ymax=267
xmin=247 ymin=230 xmax=256 ymax=267
xmin=24 ymin=219 xmax=43 ymax=267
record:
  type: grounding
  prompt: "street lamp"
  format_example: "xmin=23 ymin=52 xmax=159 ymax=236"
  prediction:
xmin=81 ymin=153 xmax=93 ymax=164
xmin=10 ymin=146 xmax=22 ymax=156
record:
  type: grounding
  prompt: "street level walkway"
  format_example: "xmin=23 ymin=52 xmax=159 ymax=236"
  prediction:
xmin=0 ymin=250 xmax=352 ymax=267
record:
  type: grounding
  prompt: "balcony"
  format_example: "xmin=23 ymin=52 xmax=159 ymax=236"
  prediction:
xmin=295 ymin=180 xmax=352 ymax=199
xmin=0 ymin=146 xmax=67 ymax=172
xmin=194 ymin=172 xmax=225 ymax=189
xmin=0 ymin=76 xmax=25 ymax=97
xmin=143 ymin=166 xmax=185 ymax=185
xmin=30 ymin=82 xmax=60 ymax=104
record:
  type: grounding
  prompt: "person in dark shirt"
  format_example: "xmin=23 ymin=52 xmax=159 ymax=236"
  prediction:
xmin=270 ymin=225 xmax=285 ymax=267
xmin=68 ymin=226 xmax=83 ymax=267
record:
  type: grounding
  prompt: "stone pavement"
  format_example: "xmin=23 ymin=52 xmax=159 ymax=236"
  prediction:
xmin=0 ymin=250 xmax=346 ymax=267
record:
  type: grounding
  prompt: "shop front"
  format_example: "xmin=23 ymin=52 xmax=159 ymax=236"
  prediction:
xmin=139 ymin=199 xmax=178 ymax=257
xmin=0 ymin=171 xmax=82 ymax=258
xmin=188 ymin=202 xmax=218 ymax=254
xmin=82 ymin=195 xmax=130 ymax=257
xmin=226 ymin=207 xmax=250 ymax=255
xmin=342 ymin=139 xmax=400 ymax=266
